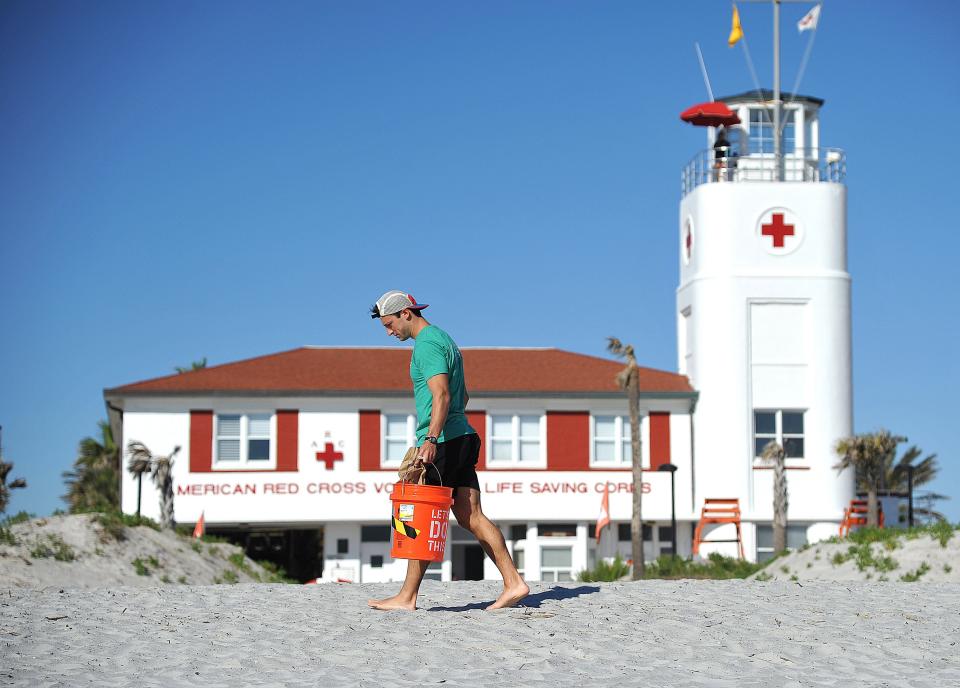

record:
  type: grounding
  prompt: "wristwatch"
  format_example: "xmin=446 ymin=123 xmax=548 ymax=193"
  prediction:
xmin=425 ymin=436 xmax=439 ymax=445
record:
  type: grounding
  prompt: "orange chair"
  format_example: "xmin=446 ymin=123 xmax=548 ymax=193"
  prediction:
xmin=839 ymin=499 xmax=884 ymax=537
xmin=692 ymin=498 xmax=745 ymax=559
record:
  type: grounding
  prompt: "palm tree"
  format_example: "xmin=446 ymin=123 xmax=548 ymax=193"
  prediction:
xmin=760 ymin=441 xmax=788 ymax=553
xmin=127 ymin=441 xmax=181 ymax=529
xmin=127 ymin=448 xmax=152 ymax=517
xmin=866 ymin=444 xmax=944 ymax=524
xmin=0 ymin=426 xmax=27 ymax=514
xmin=834 ymin=430 xmax=904 ymax=527
xmin=876 ymin=445 xmax=938 ymax=493
xmin=175 ymin=358 xmax=207 ymax=374
xmin=62 ymin=421 xmax=120 ymax=513
xmin=607 ymin=337 xmax=644 ymax=580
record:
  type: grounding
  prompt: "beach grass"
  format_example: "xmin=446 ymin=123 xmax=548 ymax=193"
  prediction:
xmin=826 ymin=521 xmax=958 ymax=549
xmin=93 ymin=511 xmax=160 ymax=542
xmin=645 ymin=552 xmax=769 ymax=580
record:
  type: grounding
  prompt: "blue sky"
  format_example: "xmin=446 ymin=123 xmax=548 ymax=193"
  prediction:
xmin=1 ymin=1 xmax=957 ymax=521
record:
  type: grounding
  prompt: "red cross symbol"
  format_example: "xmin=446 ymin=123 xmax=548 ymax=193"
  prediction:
xmin=761 ymin=213 xmax=795 ymax=248
xmin=316 ymin=442 xmax=343 ymax=470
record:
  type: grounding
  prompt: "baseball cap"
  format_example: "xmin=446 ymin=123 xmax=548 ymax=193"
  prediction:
xmin=371 ymin=290 xmax=430 ymax=318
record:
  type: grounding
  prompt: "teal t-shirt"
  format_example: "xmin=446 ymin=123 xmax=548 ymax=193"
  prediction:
xmin=410 ymin=325 xmax=474 ymax=445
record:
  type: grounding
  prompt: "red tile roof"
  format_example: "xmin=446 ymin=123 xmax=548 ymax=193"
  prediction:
xmin=105 ymin=347 xmax=694 ymax=397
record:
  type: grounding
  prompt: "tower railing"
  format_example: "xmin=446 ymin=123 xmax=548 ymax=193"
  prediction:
xmin=681 ymin=147 xmax=846 ymax=197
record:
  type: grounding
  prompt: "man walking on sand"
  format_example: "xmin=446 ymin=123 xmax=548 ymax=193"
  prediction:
xmin=367 ymin=291 xmax=529 ymax=611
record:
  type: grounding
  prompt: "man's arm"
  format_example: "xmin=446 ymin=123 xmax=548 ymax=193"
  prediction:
xmin=418 ymin=374 xmax=450 ymax=464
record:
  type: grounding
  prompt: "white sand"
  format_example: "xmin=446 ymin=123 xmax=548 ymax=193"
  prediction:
xmin=2 ymin=580 xmax=959 ymax=686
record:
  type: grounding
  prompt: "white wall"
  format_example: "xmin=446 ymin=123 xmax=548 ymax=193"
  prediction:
xmin=678 ymin=181 xmax=854 ymax=554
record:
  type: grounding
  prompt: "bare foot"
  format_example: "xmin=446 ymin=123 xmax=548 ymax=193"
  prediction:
xmin=367 ymin=595 xmax=417 ymax=611
xmin=486 ymin=581 xmax=530 ymax=610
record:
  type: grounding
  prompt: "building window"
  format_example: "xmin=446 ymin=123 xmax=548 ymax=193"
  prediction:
xmin=424 ymin=561 xmax=442 ymax=581
xmin=361 ymin=526 xmax=391 ymax=542
xmin=509 ymin=524 xmax=527 ymax=542
xmin=215 ymin=413 xmax=272 ymax=466
xmin=591 ymin=415 xmax=634 ymax=466
xmin=754 ymin=410 xmax=805 ymax=459
xmin=658 ymin=526 xmax=675 ymax=555
xmin=337 ymin=538 xmax=349 ymax=554
xmin=618 ymin=523 xmax=654 ymax=542
xmin=540 ymin=547 xmax=573 ymax=582
xmin=513 ymin=547 xmax=525 ymax=578
xmin=487 ymin=414 xmax=543 ymax=467
xmin=382 ymin=413 xmax=415 ymax=468
xmin=749 ymin=108 xmax=795 ymax=154
xmin=537 ymin=524 xmax=576 ymax=538
xmin=756 ymin=524 xmax=808 ymax=562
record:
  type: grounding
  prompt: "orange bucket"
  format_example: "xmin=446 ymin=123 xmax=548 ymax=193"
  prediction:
xmin=390 ymin=481 xmax=454 ymax=562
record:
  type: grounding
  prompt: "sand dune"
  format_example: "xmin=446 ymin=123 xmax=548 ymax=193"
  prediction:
xmin=0 ymin=514 xmax=275 ymax=588
xmin=749 ymin=530 xmax=960 ymax=583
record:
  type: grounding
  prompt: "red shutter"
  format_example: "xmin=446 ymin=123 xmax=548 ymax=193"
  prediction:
xmin=189 ymin=410 xmax=213 ymax=473
xmin=276 ymin=410 xmax=299 ymax=472
xmin=359 ymin=410 xmax=382 ymax=471
xmin=466 ymin=411 xmax=486 ymax=470
xmin=649 ymin=412 xmax=672 ymax=470
xmin=546 ymin=411 xmax=589 ymax=470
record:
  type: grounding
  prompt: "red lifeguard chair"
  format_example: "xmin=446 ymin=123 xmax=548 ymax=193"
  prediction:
xmin=839 ymin=499 xmax=884 ymax=537
xmin=692 ymin=498 xmax=745 ymax=559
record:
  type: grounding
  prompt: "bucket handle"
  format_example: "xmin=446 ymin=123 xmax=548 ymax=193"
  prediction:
xmin=400 ymin=460 xmax=444 ymax=489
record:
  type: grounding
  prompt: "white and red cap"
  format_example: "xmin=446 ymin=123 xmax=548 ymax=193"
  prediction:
xmin=371 ymin=290 xmax=430 ymax=318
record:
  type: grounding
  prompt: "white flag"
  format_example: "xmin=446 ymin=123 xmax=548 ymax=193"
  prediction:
xmin=797 ymin=4 xmax=821 ymax=32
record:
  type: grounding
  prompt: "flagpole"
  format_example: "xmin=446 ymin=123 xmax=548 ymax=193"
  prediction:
xmin=773 ymin=0 xmax=782 ymax=181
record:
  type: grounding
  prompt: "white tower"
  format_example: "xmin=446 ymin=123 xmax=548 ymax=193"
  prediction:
xmin=678 ymin=90 xmax=854 ymax=559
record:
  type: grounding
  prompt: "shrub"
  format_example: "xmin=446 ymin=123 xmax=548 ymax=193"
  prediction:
xmin=577 ymin=555 xmax=630 ymax=582
xmin=900 ymin=562 xmax=931 ymax=582
xmin=227 ymin=552 xmax=259 ymax=580
xmin=3 ymin=511 xmax=33 ymax=526
xmin=94 ymin=512 xmax=161 ymax=542
xmin=929 ymin=520 xmax=955 ymax=548
xmin=258 ymin=560 xmax=297 ymax=584
xmin=132 ymin=558 xmax=150 ymax=576
xmin=221 ymin=569 xmax=239 ymax=584
xmin=647 ymin=553 xmax=766 ymax=580
xmin=30 ymin=534 xmax=75 ymax=561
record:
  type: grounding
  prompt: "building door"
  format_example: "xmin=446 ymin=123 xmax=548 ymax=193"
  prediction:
xmin=451 ymin=543 xmax=486 ymax=580
xmin=464 ymin=545 xmax=485 ymax=580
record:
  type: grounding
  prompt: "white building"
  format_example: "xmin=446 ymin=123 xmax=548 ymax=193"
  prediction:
xmin=105 ymin=89 xmax=855 ymax=579
xmin=106 ymin=347 xmax=696 ymax=583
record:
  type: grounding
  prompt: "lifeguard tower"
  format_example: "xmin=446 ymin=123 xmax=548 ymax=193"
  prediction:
xmin=677 ymin=87 xmax=854 ymax=560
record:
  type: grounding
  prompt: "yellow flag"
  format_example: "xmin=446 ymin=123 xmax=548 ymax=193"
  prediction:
xmin=728 ymin=4 xmax=744 ymax=47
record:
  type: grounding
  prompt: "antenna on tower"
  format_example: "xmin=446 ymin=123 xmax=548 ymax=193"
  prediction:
xmin=694 ymin=42 xmax=715 ymax=102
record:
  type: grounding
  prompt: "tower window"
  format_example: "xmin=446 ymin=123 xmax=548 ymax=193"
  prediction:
xmin=749 ymin=109 xmax=795 ymax=154
xmin=754 ymin=410 xmax=805 ymax=458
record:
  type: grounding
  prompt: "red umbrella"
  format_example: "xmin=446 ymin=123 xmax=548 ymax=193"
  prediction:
xmin=680 ymin=101 xmax=741 ymax=127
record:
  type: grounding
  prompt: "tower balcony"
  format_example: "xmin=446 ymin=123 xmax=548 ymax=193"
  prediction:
xmin=681 ymin=147 xmax=846 ymax=198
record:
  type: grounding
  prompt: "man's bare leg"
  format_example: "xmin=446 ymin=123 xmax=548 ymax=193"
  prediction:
xmin=367 ymin=558 xmax=429 ymax=611
xmin=452 ymin=487 xmax=529 ymax=610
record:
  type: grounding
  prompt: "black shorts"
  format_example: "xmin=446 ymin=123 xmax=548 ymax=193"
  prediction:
xmin=424 ymin=433 xmax=481 ymax=491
